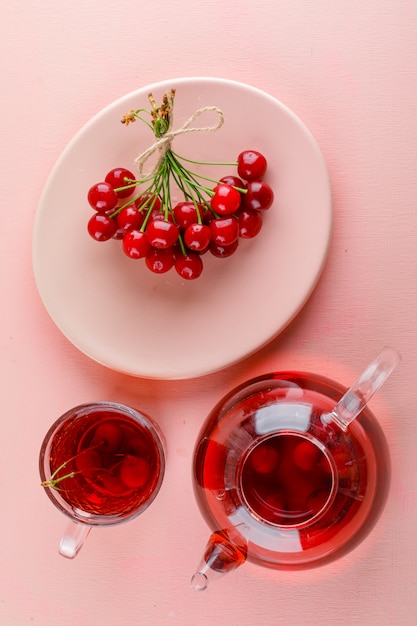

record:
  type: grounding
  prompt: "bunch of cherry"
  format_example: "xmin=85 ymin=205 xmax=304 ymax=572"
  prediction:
xmin=87 ymin=150 xmax=273 ymax=280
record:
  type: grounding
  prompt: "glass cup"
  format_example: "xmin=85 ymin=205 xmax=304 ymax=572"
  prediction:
xmin=39 ymin=402 xmax=165 ymax=558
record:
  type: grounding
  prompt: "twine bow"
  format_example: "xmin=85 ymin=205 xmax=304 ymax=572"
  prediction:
xmin=135 ymin=106 xmax=224 ymax=178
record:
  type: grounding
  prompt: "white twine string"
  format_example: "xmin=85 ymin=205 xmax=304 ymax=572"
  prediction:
xmin=134 ymin=106 xmax=224 ymax=178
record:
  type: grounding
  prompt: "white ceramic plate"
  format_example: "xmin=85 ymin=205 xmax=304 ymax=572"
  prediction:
xmin=32 ymin=77 xmax=332 ymax=379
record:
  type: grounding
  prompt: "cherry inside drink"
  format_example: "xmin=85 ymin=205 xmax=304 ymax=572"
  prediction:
xmin=193 ymin=371 xmax=392 ymax=573
xmin=48 ymin=408 xmax=163 ymax=517
xmin=240 ymin=434 xmax=333 ymax=526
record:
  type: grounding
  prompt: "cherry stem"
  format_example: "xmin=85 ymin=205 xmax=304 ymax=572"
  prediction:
xmin=121 ymin=108 xmax=153 ymax=130
xmin=166 ymin=151 xmax=213 ymax=196
xmin=171 ymin=150 xmax=237 ymax=168
xmin=41 ymin=465 xmax=78 ymax=491
xmin=119 ymin=91 xmax=245 ymax=232
xmin=41 ymin=443 xmax=103 ymax=491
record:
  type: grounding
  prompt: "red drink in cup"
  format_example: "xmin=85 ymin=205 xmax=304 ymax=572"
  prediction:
xmin=39 ymin=402 xmax=165 ymax=557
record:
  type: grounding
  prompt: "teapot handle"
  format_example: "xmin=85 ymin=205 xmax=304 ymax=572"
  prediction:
xmin=322 ymin=347 xmax=401 ymax=432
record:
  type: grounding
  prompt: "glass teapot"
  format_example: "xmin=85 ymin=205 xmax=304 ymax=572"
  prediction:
xmin=191 ymin=348 xmax=400 ymax=590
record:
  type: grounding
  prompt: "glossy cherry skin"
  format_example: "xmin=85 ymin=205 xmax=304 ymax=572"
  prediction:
xmin=145 ymin=219 xmax=179 ymax=249
xmin=219 ymin=175 xmax=245 ymax=189
xmin=201 ymin=208 xmax=216 ymax=225
xmin=173 ymin=202 xmax=204 ymax=229
xmin=87 ymin=213 xmax=117 ymax=241
xmin=135 ymin=193 xmax=162 ymax=213
xmin=244 ymin=179 xmax=274 ymax=211
xmin=122 ymin=230 xmax=151 ymax=259
xmin=184 ymin=223 xmax=211 ymax=252
xmin=112 ymin=227 xmax=126 ymax=240
xmin=210 ymin=184 xmax=241 ymax=215
xmin=209 ymin=217 xmax=239 ymax=245
xmin=119 ymin=456 xmax=150 ymax=489
xmin=105 ymin=168 xmax=136 ymax=198
xmin=145 ymin=247 xmax=176 ymax=273
xmin=237 ymin=150 xmax=267 ymax=180
xmin=175 ymin=253 xmax=204 ymax=280
xmin=238 ymin=208 xmax=263 ymax=238
xmin=209 ymin=239 xmax=239 ymax=258
xmin=149 ymin=208 xmax=174 ymax=223
xmin=116 ymin=204 xmax=145 ymax=231
xmin=88 ymin=182 xmax=118 ymax=212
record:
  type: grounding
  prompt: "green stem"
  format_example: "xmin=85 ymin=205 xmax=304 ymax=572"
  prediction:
xmin=41 ymin=470 xmax=77 ymax=491
xmin=161 ymin=161 xmax=172 ymax=219
xmin=110 ymin=175 xmax=161 ymax=218
xmin=166 ymin=151 xmax=213 ymax=196
xmin=118 ymin=93 xmax=246 ymax=229
xmin=41 ymin=443 xmax=103 ymax=491
xmin=177 ymin=232 xmax=187 ymax=256
xmin=127 ymin=109 xmax=154 ymax=131
xmin=167 ymin=161 xmax=208 ymax=221
xmin=171 ymin=150 xmax=237 ymax=168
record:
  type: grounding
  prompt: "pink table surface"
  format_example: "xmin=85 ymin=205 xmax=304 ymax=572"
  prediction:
xmin=1 ymin=1 xmax=416 ymax=625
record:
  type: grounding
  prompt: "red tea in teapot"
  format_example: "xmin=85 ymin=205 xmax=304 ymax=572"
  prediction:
xmin=240 ymin=433 xmax=334 ymax=526
xmin=193 ymin=369 xmax=392 ymax=580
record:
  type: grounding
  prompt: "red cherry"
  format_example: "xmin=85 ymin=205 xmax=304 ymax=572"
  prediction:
xmin=201 ymin=207 xmax=216 ymax=225
xmin=209 ymin=216 xmax=239 ymax=245
xmin=238 ymin=208 xmax=263 ymax=238
xmin=75 ymin=449 xmax=102 ymax=480
xmin=122 ymin=230 xmax=151 ymax=259
xmin=87 ymin=182 xmax=118 ymax=211
xmin=112 ymin=227 xmax=126 ymax=240
xmin=145 ymin=247 xmax=175 ymax=273
xmin=219 ymin=175 xmax=245 ymax=189
xmin=116 ymin=204 xmax=145 ymax=231
xmin=173 ymin=202 xmax=203 ymax=229
xmin=244 ymin=179 xmax=274 ymax=211
xmin=209 ymin=240 xmax=239 ymax=258
xmin=261 ymin=491 xmax=286 ymax=524
xmin=293 ymin=440 xmax=322 ymax=471
xmin=175 ymin=253 xmax=204 ymax=280
xmin=92 ymin=421 xmax=124 ymax=452
xmin=210 ymin=184 xmax=241 ymax=215
xmin=135 ymin=193 xmax=162 ymax=213
xmin=149 ymin=208 xmax=174 ymax=223
xmin=249 ymin=444 xmax=280 ymax=474
xmin=105 ymin=168 xmax=136 ymax=198
xmin=126 ymin=434 xmax=150 ymax=458
xmin=87 ymin=213 xmax=117 ymax=241
xmin=237 ymin=150 xmax=267 ymax=180
xmin=183 ymin=223 xmax=211 ymax=252
xmin=145 ymin=219 xmax=179 ymax=249
xmin=119 ymin=455 xmax=150 ymax=489
xmin=100 ymin=473 xmax=128 ymax=495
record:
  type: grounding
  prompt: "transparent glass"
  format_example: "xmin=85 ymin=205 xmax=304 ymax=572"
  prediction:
xmin=192 ymin=351 xmax=398 ymax=589
xmin=39 ymin=402 xmax=165 ymax=558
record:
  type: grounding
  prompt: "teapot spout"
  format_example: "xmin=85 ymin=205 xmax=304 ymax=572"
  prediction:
xmin=191 ymin=529 xmax=248 ymax=591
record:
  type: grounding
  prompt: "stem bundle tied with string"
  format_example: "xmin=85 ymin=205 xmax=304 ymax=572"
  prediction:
xmin=118 ymin=89 xmax=234 ymax=217
xmin=87 ymin=89 xmax=273 ymax=279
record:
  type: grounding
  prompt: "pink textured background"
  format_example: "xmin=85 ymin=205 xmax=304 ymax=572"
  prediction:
xmin=1 ymin=1 xmax=416 ymax=625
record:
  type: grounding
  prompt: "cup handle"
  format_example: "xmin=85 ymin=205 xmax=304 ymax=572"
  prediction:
xmin=59 ymin=520 xmax=92 ymax=558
